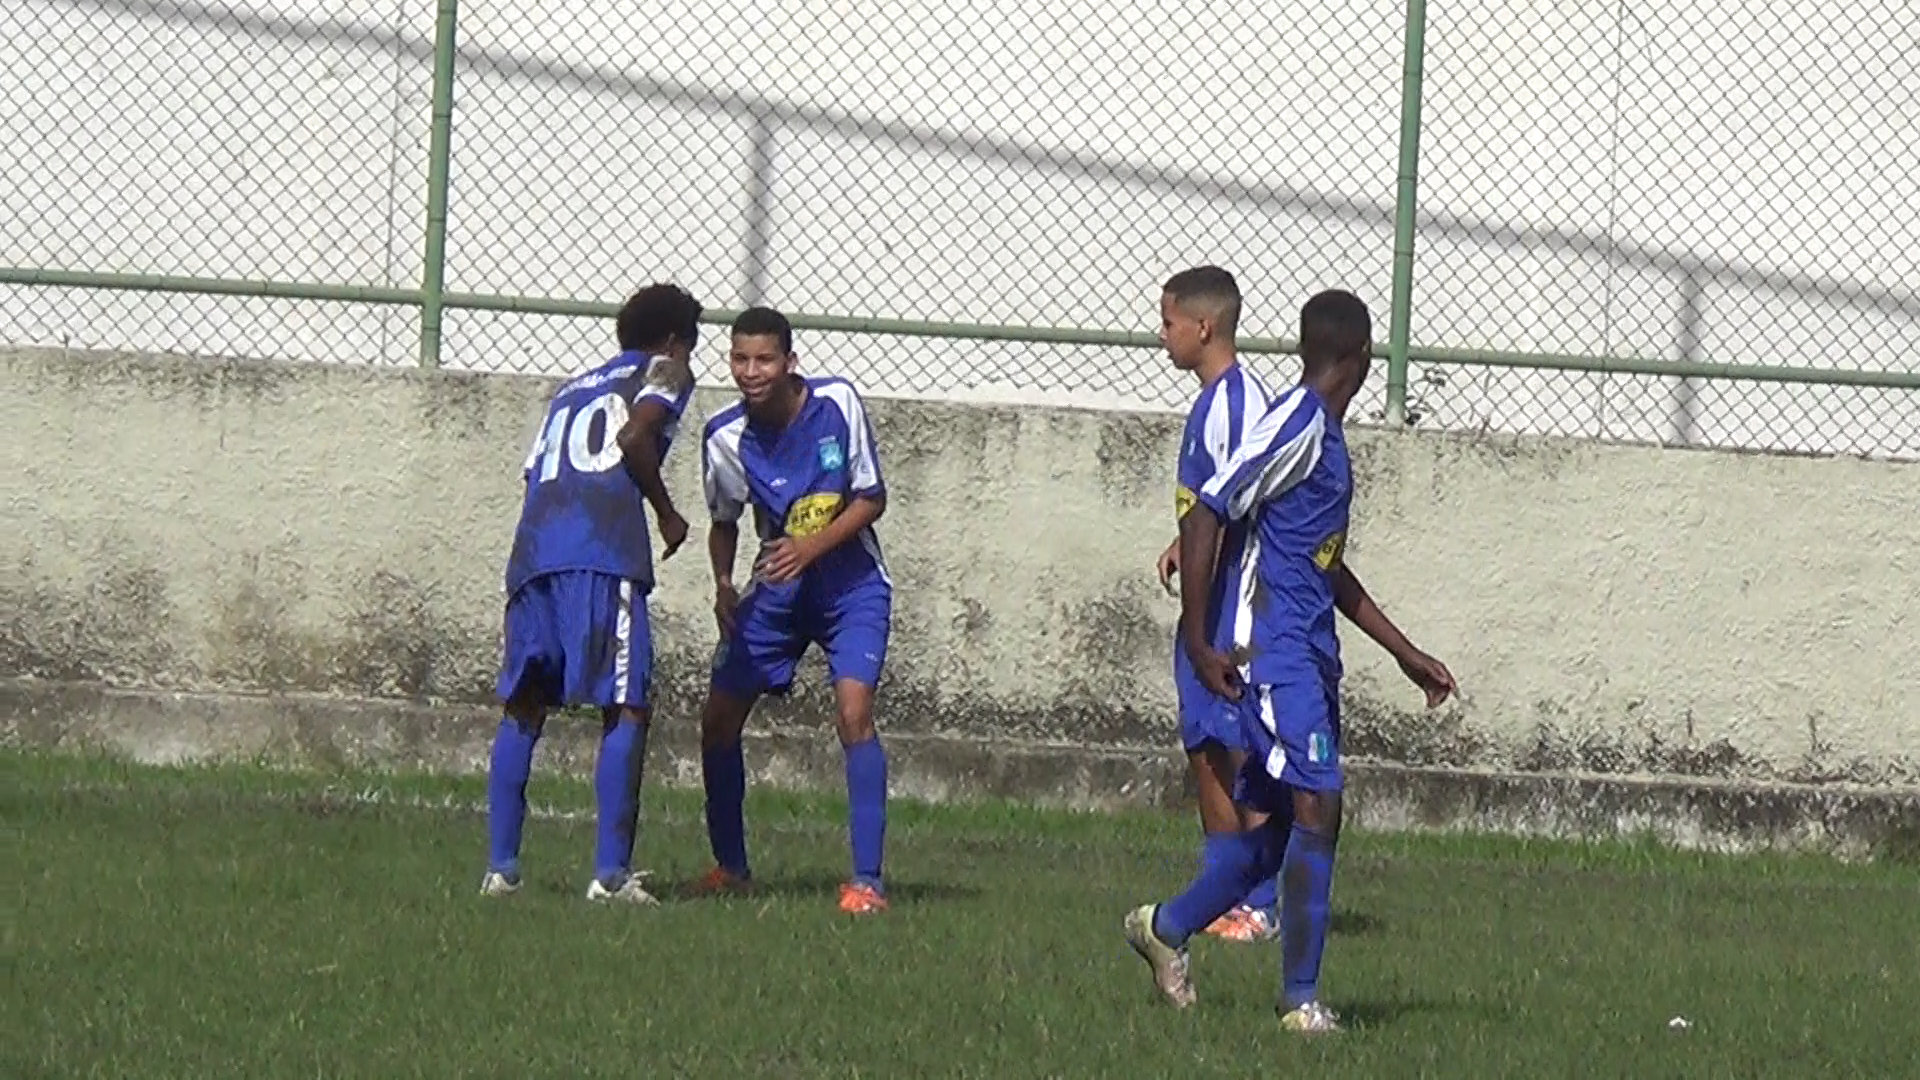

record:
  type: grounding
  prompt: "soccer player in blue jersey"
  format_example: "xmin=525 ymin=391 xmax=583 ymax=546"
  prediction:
xmin=692 ymin=306 xmax=894 ymax=916
xmin=1154 ymin=266 xmax=1281 ymax=943
xmin=481 ymin=283 xmax=703 ymax=905
xmin=1125 ymin=289 xmax=1456 ymax=1033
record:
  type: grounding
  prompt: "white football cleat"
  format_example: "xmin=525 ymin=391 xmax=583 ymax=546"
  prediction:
xmin=586 ymin=871 xmax=659 ymax=906
xmin=1278 ymin=1001 xmax=1343 ymax=1035
xmin=1123 ymin=904 xmax=1196 ymax=1009
xmin=480 ymin=869 xmax=522 ymax=897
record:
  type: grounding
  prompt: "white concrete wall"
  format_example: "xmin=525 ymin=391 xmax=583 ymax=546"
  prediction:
xmin=5 ymin=344 xmax=1916 ymax=794
xmin=3 ymin=0 xmax=1914 ymax=455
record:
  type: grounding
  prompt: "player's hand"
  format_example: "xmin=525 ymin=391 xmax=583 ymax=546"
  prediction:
xmin=1397 ymin=648 xmax=1456 ymax=708
xmin=1156 ymin=539 xmax=1180 ymax=595
xmin=657 ymin=508 xmax=689 ymax=561
xmin=714 ymin=581 xmax=740 ymax=637
xmin=1186 ymin=639 xmax=1244 ymax=701
xmin=756 ymin=536 xmax=820 ymax=584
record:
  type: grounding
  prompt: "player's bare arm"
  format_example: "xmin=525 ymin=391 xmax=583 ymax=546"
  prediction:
xmin=758 ymin=493 xmax=885 ymax=584
xmin=1177 ymin=505 xmax=1241 ymax=700
xmin=1159 ymin=525 xmax=1229 ymax=596
xmin=1331 ymin=563 xmax=1455 ymax=707
xmin=616 ymin=399 xmax=689 ymax=559
xmin=708 ymin=520 xmax=741 ymax=634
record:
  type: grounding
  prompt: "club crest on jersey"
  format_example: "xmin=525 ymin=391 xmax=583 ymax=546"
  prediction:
xmin=817 ymin=437 xmax=845 ymax=471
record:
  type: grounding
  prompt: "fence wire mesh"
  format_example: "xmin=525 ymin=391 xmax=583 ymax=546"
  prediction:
xmin=1414 ymin=0 xmax=1918 ymax=455
xmin=3 ymin=0 xmax=1915 ymax=457
xmin=2 ymin=0 xmax=434 ymax=365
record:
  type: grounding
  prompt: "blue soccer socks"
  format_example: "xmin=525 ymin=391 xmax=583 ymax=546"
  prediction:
xmin=843 ymin=737 xmax=889 ymax=885
xmin=486 ymin=716 xmax=540 ymax=874
xmin=702 ymin=740 xmax=751 ymax=879
xmin=592 ymin=718 xmax=649 ymax=882
xmin=1279 ymin=823 xmax=1338 ymax=1009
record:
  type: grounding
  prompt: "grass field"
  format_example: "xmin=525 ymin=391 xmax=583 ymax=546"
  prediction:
xmin=5 ymin=750 xmax=1918 ymax=1078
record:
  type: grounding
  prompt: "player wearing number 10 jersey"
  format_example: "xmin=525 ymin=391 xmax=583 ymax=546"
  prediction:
xmin=482 ymin=283 xmax=703 ymax=906
xmin=692 ymin=306 xmax=894 ymax=915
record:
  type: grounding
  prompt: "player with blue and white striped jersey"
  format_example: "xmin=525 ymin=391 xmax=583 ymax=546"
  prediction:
xmin=1153 ymin=266 xmax=1281 ymax=944
xmin=1127 ymin=289 xmax=1456 ymax=1034
xmin=482 ymin=283 xmax=703 ymax=907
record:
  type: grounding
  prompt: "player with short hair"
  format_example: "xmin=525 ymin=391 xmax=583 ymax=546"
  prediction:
xmin=1155 ymin=265 xmax=1281 ymax=943
xmin=1125 ymin=289 xmax=1456 ymax=1033
xmin=693 ymin=306 xmax=894 ymax=916
xmin=481 ymin=282 xmax=703 ymax=905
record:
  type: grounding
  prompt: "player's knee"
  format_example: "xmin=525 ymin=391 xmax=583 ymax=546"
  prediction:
xmin=502 ymin=697 xmax=547 ymax=734
xmin=833 ymin=707 xmax=876 ymax=746
xmin=830 ymin=679 xmax=878 ymax=745
xmin=700 ymin=692 xmax=750 ymax=749
xmin=1291 ymin=789 xmax=1343 ymax=836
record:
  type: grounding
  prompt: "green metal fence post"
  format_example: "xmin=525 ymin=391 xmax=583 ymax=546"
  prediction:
xmin=1384 ymin=0 xmax=1429 ymax=426
xmin=418 ymin=0 xmax=461 ymax=369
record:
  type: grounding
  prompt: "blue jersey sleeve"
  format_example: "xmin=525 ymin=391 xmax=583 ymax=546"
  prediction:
xmin=1177 ymin=369 xmax=1268 ymax=520
xmin=1197 ymin=385 xmax=1325 ymax=521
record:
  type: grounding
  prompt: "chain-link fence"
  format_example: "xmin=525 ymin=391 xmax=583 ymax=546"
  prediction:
xmin=4 ymin=0 xmax=1915 ymax=457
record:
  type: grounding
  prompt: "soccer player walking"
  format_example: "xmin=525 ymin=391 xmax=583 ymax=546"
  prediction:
xmin=1155 ymin=266 xmax=1281 ymax=943
xmin=692 ymin=307 xmax=895 ymax=916
xmin=1126 ymin=290 xmax=1456 ymax=1033
xmin=482 ymin=283 xmax=704 ymax=904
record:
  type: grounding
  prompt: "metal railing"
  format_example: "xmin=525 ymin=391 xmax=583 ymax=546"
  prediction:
xmin=3 ymin=0 xmax=1914 ymax=457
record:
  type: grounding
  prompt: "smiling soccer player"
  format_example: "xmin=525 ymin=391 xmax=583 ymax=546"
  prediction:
xmin=692 ymin=306 xmax=894 ymax=916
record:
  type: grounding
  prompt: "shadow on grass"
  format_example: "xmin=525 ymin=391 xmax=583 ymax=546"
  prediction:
xmin=661 ymin=870 xmax=985 ymax=905
xmin=1331 ymin=910 xmax=1386 ymax=937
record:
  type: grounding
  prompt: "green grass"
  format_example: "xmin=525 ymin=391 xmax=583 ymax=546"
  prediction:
xmin=5 ymin=750 xmax=1917 ymax=1079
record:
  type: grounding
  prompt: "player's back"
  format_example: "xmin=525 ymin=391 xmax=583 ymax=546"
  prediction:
xmin=1178 ymin=363 xmax=1273 ymax=647
xmin=703 ymin=375 xmax=889 ymax=594
xmin=506 ymin=352 xmax=694 ymax=598
xmin=1239 ymin=384 xmax=1352 ymax=679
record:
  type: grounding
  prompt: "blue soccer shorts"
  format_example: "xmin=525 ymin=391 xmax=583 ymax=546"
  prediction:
xmin=495 ymin=570 xmax=653 ymax=709
xmin=1232 ymin=671 xmax=1343 ymax=812
xmin=711 ymin=576 xmax=891 ymax=698
xmin=1173 ymin=635 xmax=1249 ymax=753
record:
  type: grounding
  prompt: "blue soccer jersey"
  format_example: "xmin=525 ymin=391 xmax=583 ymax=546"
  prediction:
xmin=1198 ymin=383 xmax=1352 ymax=682
xmin=1172 ymin=363 xmax=1272 ymax=750
xmin=1197 ymin=384 xmax=1353 ymax=795
xmin=504 ymin=351 xmax=695 ymax=598
xmin=702 ymin=376 xmax=892 ymax=697
xmin=701 ymin=376 xmax=890 ymax=593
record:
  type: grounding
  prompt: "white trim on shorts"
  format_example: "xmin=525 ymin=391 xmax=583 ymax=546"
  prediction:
xmin=613 ymin=579 xmax=634 ymax=702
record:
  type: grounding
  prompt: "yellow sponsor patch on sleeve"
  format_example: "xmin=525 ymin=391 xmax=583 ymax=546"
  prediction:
xmin=1175 ymin=485 xmax=1197 ymax=520
xmin=1312 ymin=530 xmax=1346 ymax=571
xmin=784 ymin=492 xmax=845 ymax=538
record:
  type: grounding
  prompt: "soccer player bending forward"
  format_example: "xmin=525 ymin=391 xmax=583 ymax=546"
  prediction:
xmin=482 ymin=283 xmax=703 ymax=904
xmin=692 ymin=306 xmax=894 ymax=916
xmin=1125 ymin=290 xmax=1456 ymax=1034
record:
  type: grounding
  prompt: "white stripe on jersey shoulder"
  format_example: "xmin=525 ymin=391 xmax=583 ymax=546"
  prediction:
xmin=703 ymin=400 xmax=749 ymax=446
xmin=808 ymin=376 xmax=868 ymax=423
xmin=1262 ymin=383 xmax=1320 ymax=433
xmin=1235 ymin=365 xmax=1275 ymax=408
xmin=1200 ymin=377 xmax=1237 ymax=468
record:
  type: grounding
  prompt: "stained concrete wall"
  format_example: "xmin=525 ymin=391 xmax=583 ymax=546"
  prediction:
xmin=4 ymin=346 xmax=1917 ymax=853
